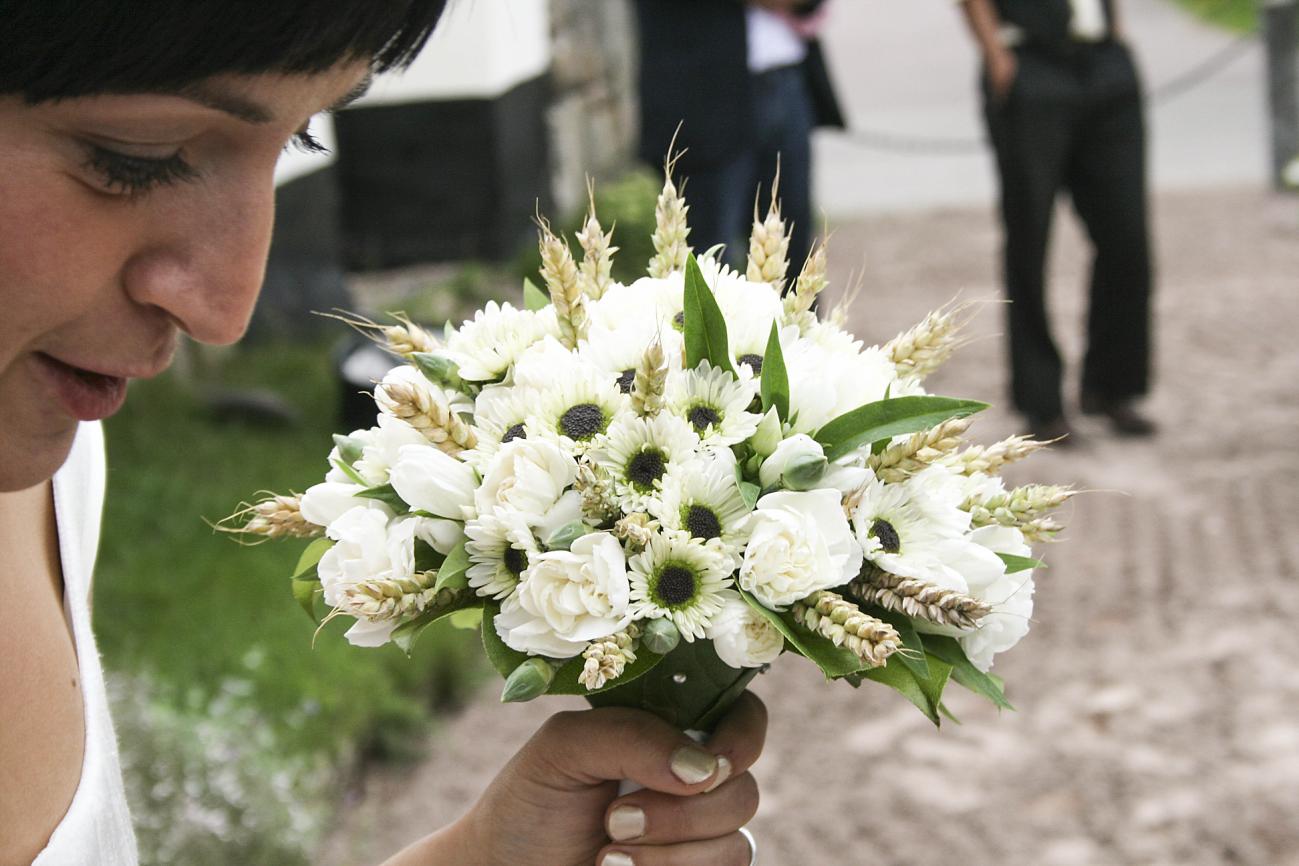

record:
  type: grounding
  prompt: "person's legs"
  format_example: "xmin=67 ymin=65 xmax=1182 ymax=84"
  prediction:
xmin=984 ymin=50 xmax=1077 ymax=426
xmin=751 ymin=65 xmax=815 ymax=279
xmin=1068 ymin=43 xmax=1153 ymax=416
xmin=682 ymin=151 xmax=758 ymax=270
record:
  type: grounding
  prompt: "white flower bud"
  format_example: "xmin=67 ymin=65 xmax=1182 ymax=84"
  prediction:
xmin=759 ymin=434 xmax=826 ymax=489
xmin=501 ymin=657 xmax=556 ymax=702
xmin=751 ymin=406 xmax=783 ymax=457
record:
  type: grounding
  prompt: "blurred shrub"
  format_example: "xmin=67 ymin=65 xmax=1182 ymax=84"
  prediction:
xmin=97 ymin=340 xmax=488 ymax=865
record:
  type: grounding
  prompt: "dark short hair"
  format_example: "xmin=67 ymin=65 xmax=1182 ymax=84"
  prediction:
xmin=0 ymin=0 xmax=449 ymax=102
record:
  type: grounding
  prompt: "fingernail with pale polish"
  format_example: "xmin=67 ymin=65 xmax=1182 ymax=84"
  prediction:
xmin=607 ymin=805 xmax=646 ymax=841
xmin=704 ymin=755 xmax=732 ymax=792
xmin=602 ymin=853 xmax=635 ymax=866
xmin=670 ymin=745 xmax=718 ymax=785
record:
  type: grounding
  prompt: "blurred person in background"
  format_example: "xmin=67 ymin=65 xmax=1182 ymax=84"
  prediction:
xmin=959 ymin=0 xmax=1157 ymax=442
xmin=0 ymin=3 xmax=766 ymax=864
xmin=634 ymin=0 xmax=844 ymax=276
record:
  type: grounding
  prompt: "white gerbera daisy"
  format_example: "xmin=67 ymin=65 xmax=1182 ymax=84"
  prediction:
xmin=579 ymin=322 xmax=685 ymax=397
xmin=627 ymin=531 xmax=733 ymax=641
xmin=511 ymin=336 xmax=586 ymax=390
xmin=588 ymin=413 xmax=701 ymax=512
xmin=527 ymin=366 xmax=632 ymax=453
xmin=464 ymin=383 xmax=541 ymax=471
xmin=849 ymin=470 xmax=982 ymax=592
xmin=588 ymin=275 xmax=682 ymax=331
xmin=665 ymin=360 xmax=760 ymax=446
xmin=464 ymin=511 xmax=540 ymax=601
xmin=652 ymin=449 xmax=751 ymax=558
xmin=444 ymin=301 xmax=559 ymax=382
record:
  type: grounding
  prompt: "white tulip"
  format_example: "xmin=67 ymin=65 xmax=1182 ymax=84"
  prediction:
xmin=389 ymin=444 xmax=477 ymax=520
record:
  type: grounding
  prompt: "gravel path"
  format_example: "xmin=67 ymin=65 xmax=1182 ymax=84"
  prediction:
xmin=322 ymin=187 xmax=1299 ymax=866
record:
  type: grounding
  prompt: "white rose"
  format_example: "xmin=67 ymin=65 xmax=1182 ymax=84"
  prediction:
xmin=389 ymin=444 xmax=477 ymax=521
xmin=758 ymin=434 xmax=827 ymax=490
xmin=959 ymin=572 xmax=1034 ymax=672
xmin=705 ymin=592 xmax=784 ymax=668
xmin=317 ymin=507 xmax=409 ymax=647
xmin=476 ymin=437 xmax=578 ymax=526
xmin=738 ymin=489 xmax=863 ymax=610
xmin=494 ymin=532 xmax=632 ymax=657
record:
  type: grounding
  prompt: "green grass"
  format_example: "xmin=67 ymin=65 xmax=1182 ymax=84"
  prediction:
xmin=1171 ymin=0 xmax=1257 ymax=33
xmin=95 ymin=340 xmax=488 ymax=763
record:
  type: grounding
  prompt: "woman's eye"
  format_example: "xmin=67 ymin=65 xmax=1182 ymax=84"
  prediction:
xmin=286 ymin=128 xmax=330 ymax=155
xmin=82 ymin=144 xmax=199 ymax=197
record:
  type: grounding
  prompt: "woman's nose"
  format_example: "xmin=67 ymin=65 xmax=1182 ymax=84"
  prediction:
xmin=120 ymin=179 xmax=276 ymax=346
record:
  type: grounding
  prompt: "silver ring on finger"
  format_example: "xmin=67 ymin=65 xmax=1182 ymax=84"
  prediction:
xmin=738 ymin=827 xmax=757 ymax=866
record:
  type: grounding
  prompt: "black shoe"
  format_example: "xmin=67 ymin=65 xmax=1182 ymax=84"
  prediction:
xmin=1080 ymin=394 xmax=1157 ymax=437
xmin=1025 ymin=414 xmax=1076 ymax=445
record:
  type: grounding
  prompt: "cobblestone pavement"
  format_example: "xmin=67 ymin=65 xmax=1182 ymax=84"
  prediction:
xmin=322 ymin=188 xmax=1299 ymax=866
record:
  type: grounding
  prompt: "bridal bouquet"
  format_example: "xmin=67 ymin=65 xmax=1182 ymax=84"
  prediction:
xmin=227 ymin=170 xmax=1070 ymax=729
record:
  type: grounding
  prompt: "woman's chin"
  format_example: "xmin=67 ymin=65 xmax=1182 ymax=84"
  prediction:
xmin=0 ymin=423 xmax=79 ymax=493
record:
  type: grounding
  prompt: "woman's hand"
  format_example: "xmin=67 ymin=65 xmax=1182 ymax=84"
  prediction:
xmin=986 ymin=46 xmax=1018 ymax=102
xmin=386 ymin=691 xmax=767 ymax=866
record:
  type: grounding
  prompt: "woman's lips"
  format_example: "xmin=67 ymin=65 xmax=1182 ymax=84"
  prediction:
xmin=33 ymin=353 xmax=129 ymax=422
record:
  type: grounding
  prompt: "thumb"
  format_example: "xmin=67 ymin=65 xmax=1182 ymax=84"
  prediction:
xmin=526 ymin=707 xmax=725 ymax=796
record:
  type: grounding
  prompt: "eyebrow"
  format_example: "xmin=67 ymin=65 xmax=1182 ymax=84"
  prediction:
xmin=174 ymin=72 xmax=374 ymax=125
xmin=328 ymin=73 xmax=374 ymax=114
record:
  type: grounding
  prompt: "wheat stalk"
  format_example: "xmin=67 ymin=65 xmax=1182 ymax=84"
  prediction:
xmin=851 ymin=567 xmax=991 ymax=630
xmin=376 ymin=374 xmax=478 ymax=455
xmin=868 ymin=416 xmax=973 ymax=482
xmin=215 ymin=492 xmax=321 ymax=544
xmin=576 ymin=180 xmax=617 ymax=300
xmin=882 ymin=301 xmax=976 ymax=380
xmin=648 ymin=150 xmax=691 ymax=278
xmin=793 ymin=591 xmax=901 ymax=668
xmin=746 ymin=165 xmax=791 ymax=292
xmin=631 ymin=338 xmax=669 ymax=417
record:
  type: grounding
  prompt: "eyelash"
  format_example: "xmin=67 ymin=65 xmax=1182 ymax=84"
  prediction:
xmin=83 ymin=129 xmax=331 ymax=197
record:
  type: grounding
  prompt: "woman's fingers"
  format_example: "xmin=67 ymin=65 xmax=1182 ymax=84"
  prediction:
xmin=604 ymin=771 xmax=759 ymax=845
xmin=530 ymin=706 xmax=729 ymax=795
xmin=700 ymin=690 xmax=768 ymax=782
xmin=598 ymin=830 xmax=755 ymax=866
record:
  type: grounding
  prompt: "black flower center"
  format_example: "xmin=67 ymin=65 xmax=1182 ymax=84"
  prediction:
xmin=503 ymin=546 xmax=529 ymax=577
xmin=672 ymin=311 xmax=685 ymax=331
xmin=687 ymin=404 xmax=722 ymax=433
xmin=616 ymin=368 xmax=636 ymax=394
xmin=626 ymin=448 xmax=667 ymax=491
xmin=738 ymin=354 xmax=763 ymax=375
xmin=656 ymin=564 xmax=697 ymax=607
xmin=502 ymin=423 xmax=527 ymax=443
xmin=870 ymin=518 xmax=902 ymax=554
xmin=559 ymin=403 xmax=605 ymax=440
xmin=684 ymin=504 xmax=722 ymax=541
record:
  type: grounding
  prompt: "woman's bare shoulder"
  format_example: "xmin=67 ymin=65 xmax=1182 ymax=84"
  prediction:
xmin=0 ymin=483 xmax=86 ymax=864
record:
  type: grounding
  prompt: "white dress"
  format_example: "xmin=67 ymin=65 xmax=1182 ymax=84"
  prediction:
xmin=34 ymin=422 xmax=139 ymax=865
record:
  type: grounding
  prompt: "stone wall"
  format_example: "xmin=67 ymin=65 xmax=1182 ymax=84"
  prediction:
xmin=547 ymin=0 xmax=640 ymax=217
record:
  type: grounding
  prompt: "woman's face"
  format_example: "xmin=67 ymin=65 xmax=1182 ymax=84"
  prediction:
xmin=0 ymin=63 xmax=370 ymax=491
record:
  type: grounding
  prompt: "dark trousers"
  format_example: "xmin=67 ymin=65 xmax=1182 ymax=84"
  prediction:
xmin=684 ymin=63 xmax=816 ymax=277
xmin=983 ymin=40 xmax=1153 ymax=420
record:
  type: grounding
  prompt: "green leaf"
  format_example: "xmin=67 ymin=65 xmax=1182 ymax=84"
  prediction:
xmin=585 ymin=637 xmax=744 ymax=731
xmin=391 ymin=595 xmax=481 ymax=655
xmin=330 ymin=456 xmax=368 ymax=487
xmin=523 ymin=277 xmax=550 ymax=311
xmin=447 ymin=607 xmax=483 ymax=630
xmin=481 ymin=603 xmax=532 ymax=676
xmin=292 ymin=537 xmax=332 ymax=580
xmin=410 ymin=352 xmax=465 ymax=390
xmin=997 ymin=553 xmax=1045 ymax=574
xmin=682 ymin=254 xmax=736 ymax=376
xmin=921 ymin=634 xmax=1014 ymax=711
xmin=814 ymin=396 xmax=989 ymax=462
xmin=861 ymin=655 xmax=951 ymax=727
xmin=738 ymin=481 xmax=761 ymax=510
xmin=291 ymin=577 xmax=323 ymax=623
xmin=759 ymin=321 xmax=789 ymax=420
xmin=550 ymin=644 xmax=665 ymax=697
xmin=432 ymin=539 xmax=470 ymax=593
xmin=331 ymin=433 xmax=365 ymax=466
xmin=738 ymin=589 xmax=865 ymax=679
xmin=355 ymin=483 xmax=410 ymax=514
